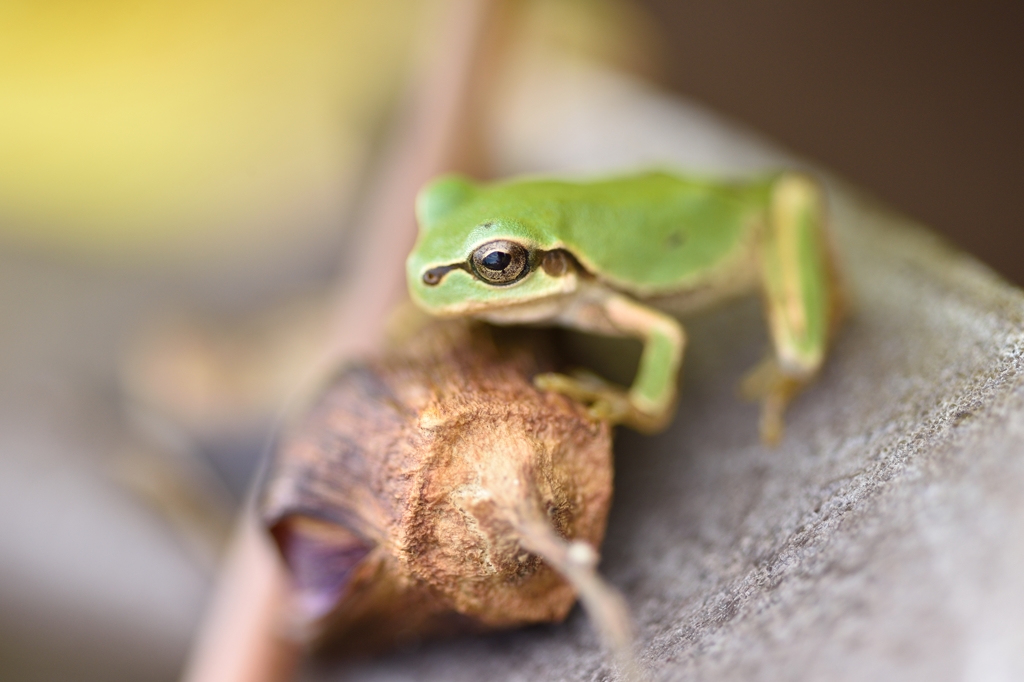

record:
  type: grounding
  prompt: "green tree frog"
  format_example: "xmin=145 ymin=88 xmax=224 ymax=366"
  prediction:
xmin=406 ymin=171 xmax=842 ymax=443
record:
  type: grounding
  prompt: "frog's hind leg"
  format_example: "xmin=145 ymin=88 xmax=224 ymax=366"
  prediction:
xmin=744 ymin=173 xmax=841 ymax=444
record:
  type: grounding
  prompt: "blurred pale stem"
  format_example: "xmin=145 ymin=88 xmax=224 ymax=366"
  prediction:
xmin=181 ymin=1 xmax=503 ymax=681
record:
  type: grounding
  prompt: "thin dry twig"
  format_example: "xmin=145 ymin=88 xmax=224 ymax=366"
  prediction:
xmin=512 ymin=501 xmax=641 ymax=682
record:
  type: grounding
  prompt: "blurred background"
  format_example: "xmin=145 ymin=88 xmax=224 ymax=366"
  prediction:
xmin=0 ymin=1 xmax=1020 ymax=680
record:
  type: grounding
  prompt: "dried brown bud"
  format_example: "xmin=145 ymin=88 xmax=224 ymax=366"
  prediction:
xmin=260 ymin=321 xmax=614 ymax=656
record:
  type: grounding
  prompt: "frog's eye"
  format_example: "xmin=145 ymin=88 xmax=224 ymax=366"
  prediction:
xmin=470 ymin=240 xmax=529 ymax=285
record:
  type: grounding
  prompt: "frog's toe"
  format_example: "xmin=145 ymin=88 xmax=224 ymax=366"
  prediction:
xmin=535 ymin=371 xmax=614 ymax=401
xmin=564 ymin=368 xmax=622 ymax=394
xmin=739 ymin=356 xmax=780 ymax=401
xmin=589 ymin=391 xmax=671 ymax=433
xmin=535 ymin=372 xmax=585 ymax=400
xmin=535 ymin=372 xmax=629 ymax=419
xmin=740 ymin=357 xmax=811 ymax=445
xmin=586 ymin=393 xmax=633 ymax=424
xmin=759 ymin=399 xmax=785 ymax=446
xmin=535 ymin=371 xmax=671 ymax=431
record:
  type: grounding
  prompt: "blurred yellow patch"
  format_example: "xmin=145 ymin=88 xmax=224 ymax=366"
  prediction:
xmin=0 ymin=0 xmax=421 ymax=262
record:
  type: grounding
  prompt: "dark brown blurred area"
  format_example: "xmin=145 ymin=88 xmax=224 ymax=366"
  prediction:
xmin=635 ymin=1 xmax=1024 ymax=286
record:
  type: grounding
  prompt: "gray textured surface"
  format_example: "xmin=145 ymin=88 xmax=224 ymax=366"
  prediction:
xmin=309 ymin=58 xmax=1024 ymax=681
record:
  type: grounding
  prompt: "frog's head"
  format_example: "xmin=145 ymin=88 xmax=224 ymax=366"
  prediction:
xmin=406 ymin=174 xmax=578 ymax=318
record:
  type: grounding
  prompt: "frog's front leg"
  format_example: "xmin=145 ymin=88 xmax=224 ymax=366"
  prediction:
xmin=745 ymin=172 xmax=840 ymax=444
xmin=535 ymin=287 xmax=685 ymax=433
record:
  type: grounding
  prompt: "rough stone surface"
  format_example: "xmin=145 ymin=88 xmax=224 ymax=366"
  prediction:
xmin=308 ymin=59 xmax=1024 ymax=681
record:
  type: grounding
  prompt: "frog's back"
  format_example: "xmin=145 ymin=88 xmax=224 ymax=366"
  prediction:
xmin=485 ymin=172 xmax=768 ymax=296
